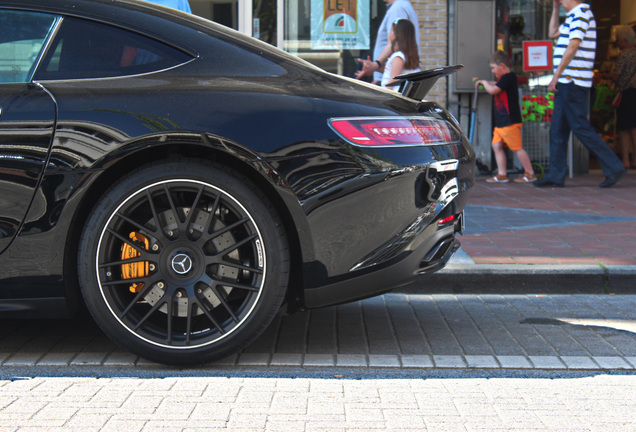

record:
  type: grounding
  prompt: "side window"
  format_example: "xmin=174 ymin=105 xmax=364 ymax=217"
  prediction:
xmin=0 ymin=10 xmax=58 ymax=83
xmin=35 ymin=17 xmax=192 ymax=80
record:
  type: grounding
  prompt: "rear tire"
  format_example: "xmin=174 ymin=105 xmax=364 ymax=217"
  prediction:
xmin=78 ymin=159 xmax=289 ymax=365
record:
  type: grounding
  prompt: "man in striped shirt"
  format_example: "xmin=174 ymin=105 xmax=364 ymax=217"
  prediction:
xmin=534 ymin=0 xmax=625 ymax=188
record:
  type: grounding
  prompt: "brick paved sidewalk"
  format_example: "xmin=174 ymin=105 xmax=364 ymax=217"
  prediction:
xmin=2 ymin=292 xmax=636 ymax=431
xmin=2 ymin=294 xmax=635 ymax=371
xmin=1 ymin=373 xmax=635 ymax=431
xmin=460 ymin=172 xmax=636 ymax=265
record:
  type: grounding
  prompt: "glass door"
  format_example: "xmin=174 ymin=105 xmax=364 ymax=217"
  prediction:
xmin=190 ymin=0 xmax=382 ymax=77
xmin=190 ymin=0 xmax=240 ymax=30
xmin=190 ymin=0 xmax=279 ymax=43
xmin=252 ymin=0 xmax=281 ymax=46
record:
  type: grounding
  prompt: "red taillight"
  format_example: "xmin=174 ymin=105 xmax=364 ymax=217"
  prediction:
xmin=438 ymin=214 xmax=456 ymax=225
xmin=329 ymin=117 xmax=461 ymax=147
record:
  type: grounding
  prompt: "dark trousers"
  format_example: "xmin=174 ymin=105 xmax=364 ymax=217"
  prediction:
xmin=545 ymin=82 xmax=624 ymax=183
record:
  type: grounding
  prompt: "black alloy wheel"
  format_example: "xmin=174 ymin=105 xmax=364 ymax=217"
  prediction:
xmin=78 ymin=160 xmax=289 ymax=365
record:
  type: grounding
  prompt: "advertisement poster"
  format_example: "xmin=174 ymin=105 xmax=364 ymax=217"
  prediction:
xmin=311 ymin=0 xmax=369 ymax=50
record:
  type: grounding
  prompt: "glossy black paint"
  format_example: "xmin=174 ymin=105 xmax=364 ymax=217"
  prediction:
xmin=0 ymin=0 xmax=475 ymax=317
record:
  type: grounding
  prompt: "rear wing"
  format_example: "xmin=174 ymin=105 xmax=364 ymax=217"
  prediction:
xmin=392 ymin=65 xmax=464 ymax=100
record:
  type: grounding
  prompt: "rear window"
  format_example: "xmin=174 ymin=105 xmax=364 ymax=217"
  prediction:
xmin=35 ymin=17 xmax=192 ymax=80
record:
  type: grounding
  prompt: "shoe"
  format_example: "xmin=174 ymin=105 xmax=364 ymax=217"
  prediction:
xmin=513 ymin=172 xmax=538 ymax=183
xmin=599 ymin=169 xmax=625 ymax=188
xmin=533 ymin=178 xmax=564 ymax=188
xmin=486 ymin=174 xmax=509 ymax=183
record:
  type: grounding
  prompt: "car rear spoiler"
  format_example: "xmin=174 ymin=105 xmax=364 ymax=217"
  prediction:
xmin=391 ymin=64 xmax=464 ymax=100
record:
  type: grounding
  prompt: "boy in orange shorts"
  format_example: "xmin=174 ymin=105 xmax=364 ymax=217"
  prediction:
xmin=475 ymin=51 xmax=536 ymax=183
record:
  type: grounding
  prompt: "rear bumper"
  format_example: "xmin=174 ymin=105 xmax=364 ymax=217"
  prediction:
xmin=303 ymin=222 xmax=461 ymax=309
xmin=417 ymin=236 xmax=461 ymax=275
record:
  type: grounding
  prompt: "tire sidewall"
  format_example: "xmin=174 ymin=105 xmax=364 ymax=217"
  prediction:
xmin=78 ymin=160 xmax=288 ymax=365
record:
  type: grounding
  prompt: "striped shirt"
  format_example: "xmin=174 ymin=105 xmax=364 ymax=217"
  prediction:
xmin=553 ymin=3 xmax=596 ymax=88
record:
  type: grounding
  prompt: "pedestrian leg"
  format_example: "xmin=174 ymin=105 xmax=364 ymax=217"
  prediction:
xmin=564 ymin=84 xmax=625 ymax=178
xmin=544 ymin=84 xmax=571 ymax=184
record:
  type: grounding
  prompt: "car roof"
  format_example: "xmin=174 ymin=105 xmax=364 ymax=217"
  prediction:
xmin=2 ymin=0 xmax=190 ymax=23
xmin=2 ymin=1 xmax=194 ymax=52
xmin=1 ymin=0 xmax=311 ymax=71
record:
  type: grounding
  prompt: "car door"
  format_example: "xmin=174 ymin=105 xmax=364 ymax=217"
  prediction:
xmin=0 ymin=10 xmax=59 ymax=254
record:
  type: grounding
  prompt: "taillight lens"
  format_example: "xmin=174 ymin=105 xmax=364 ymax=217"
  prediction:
xmin=329 ymin=117 xmax=461 ymax=147
xmin=438 ymin=214 xmax=456 ymax=225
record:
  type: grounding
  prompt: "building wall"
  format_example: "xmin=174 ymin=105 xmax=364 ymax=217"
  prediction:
xmin=622 ymin=1 xmax=636 ymax=24
xmin=413 ymin=0 xmax=448 ymax=104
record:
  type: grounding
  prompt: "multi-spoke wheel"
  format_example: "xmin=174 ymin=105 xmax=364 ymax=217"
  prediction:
xmin=78 ymin=160 xmax=289 ymax=365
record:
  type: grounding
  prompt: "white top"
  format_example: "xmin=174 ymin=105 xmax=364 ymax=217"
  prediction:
xmin=553 ymin=3 xmax=596 ymax=88
xmin=381 ymin=51 xmax=420 ymax=91
xmin=373 ymin=0 xmax=420 ymax=82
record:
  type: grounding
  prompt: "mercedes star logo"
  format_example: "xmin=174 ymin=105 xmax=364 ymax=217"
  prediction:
xmin=171 ymin=253 xmax=193 ymax=275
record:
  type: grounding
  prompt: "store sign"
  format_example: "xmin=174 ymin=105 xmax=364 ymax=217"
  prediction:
xmin=523 ymin=41 xmax=553 ymax=72
xmin=311 ymin=0 xmax=369 ymax=50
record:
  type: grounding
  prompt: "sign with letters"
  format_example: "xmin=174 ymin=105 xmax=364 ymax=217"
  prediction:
xmin=311 ymin=0 xmax=369 ymax=50
xmin=523 ymin=40 xmax=553 ymax=72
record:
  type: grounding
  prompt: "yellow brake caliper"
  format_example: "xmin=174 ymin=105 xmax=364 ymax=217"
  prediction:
xmin=121 ymin=232 xmax=150 ymax=293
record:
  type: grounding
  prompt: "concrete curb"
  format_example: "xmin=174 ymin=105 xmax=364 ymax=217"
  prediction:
xmin=398 ymin=264 xmax=636 ymax=294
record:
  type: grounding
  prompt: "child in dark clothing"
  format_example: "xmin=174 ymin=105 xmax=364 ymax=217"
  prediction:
xmin=475 ymin=51 xmax=536 ymax=183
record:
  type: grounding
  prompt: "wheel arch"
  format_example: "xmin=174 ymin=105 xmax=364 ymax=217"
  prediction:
xmin=63 ymin=136 xmax=306 ymax=312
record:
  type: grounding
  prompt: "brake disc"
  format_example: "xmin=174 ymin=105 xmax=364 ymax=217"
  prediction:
xmin=121 ymin=206 xmax=240 ymax=318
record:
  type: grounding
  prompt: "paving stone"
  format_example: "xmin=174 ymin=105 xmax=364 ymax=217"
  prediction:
xmin=464 ymin=355 xmax=499 ymax=368
xmin=496 ymin=355 xmax=533 ymax=369
xmin=270 ymin=353 xmax=302 ymax=367
xmin=102 ymin=351 xmax=138 ymax=366
xmin=560 ymin=356 xmax=601 ymax=370
xmin=528 ymin=356 xmax=566 ymax=369
xmin=303 ymin=354 xmax=335 ymax=367
xmin=0 ymin=353 xmax=11 ymax=366
xmin=135 ymin=357 xmax=164 ymax=367
xmin=432 ymin=355 xmax=466 ymax=368
xmin=593 ymin=356 xmax=634 ymax=370
xmin=70 ymin=352 xmax=108 ymax=366
xmin=336 ymin=354 xmax=367 ymax=368
xmin=209 ymin=353 xmax=238 ymax=366
xmin=400 ymin=355 xmax=434 ymax=368
xmin=36 ymin=352 xmax=74 ymax=366
xmin=237 ymin=353 xmax=271 ymax=366
xmin=2 ymin=353 xmax=41 ymax=366
xmin=368 ymin=355 xmax=400 ymax=368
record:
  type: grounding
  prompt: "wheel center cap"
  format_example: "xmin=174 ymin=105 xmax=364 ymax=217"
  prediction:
xmin=171 ymin=253 xmax=193 ymax=275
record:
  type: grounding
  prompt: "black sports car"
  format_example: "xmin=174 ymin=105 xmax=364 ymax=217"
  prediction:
xmin=0 ymin=0 xmax=474 ymax=365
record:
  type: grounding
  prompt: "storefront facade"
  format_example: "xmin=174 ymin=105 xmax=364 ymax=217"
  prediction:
xmin=449 ymin=0 xmax=635 ymax=172
xmin=188 ymin=0 xmax=636 ymax=171
xmin=189 ymin=0 xmax=448 ymax=92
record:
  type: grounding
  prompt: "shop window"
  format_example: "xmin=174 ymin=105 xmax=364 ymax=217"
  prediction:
xmin=495 ymin=0 xmax=553 ymax=82
xmin=284 ymin=0 xmax=384 ymax=77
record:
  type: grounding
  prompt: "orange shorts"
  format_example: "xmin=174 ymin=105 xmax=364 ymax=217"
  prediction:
xmin=492 ymin=123 xmax=523 ymax=151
